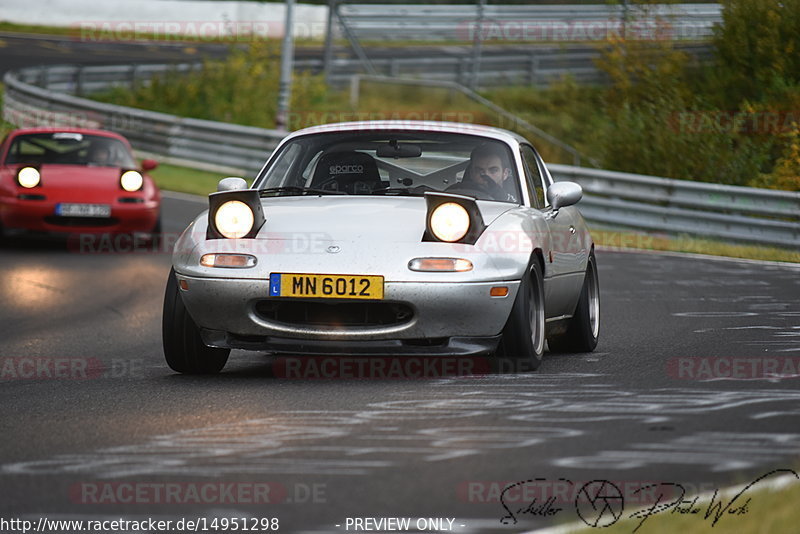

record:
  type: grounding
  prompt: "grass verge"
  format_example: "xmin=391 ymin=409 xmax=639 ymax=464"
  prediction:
xmin=148 ymin=162 xmax=230 ymax=197
xmin=593 ymin=229 xmax=800 ymax=263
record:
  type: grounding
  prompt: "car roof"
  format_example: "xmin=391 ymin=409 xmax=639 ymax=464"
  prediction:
xmin=284 ymin=120 xmax=528 ymax=146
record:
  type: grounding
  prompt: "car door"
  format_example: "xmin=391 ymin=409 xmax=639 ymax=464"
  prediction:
xmin=520 ymin=144 xmax=585 ymax=318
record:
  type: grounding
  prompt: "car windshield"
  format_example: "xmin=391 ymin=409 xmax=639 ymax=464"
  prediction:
xmin=4 ymin=133 xmax=137 ymax=168
xmin=254 ymin=130 xmax=521 ymax=203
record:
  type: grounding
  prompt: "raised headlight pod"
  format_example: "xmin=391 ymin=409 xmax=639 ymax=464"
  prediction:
xmin=120 ymin=170 xmax=144 ymax=192
xmin=423 ymin=192 xmax=486 ymax=245
xmin=207 ymin=189 xmax=265 ymax=240
xmin=17 ymin=167 xmax=41 ymax=188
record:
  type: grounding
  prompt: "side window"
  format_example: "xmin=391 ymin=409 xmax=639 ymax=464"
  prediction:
xmin=520 ymin=145 xmax=546 ymax=209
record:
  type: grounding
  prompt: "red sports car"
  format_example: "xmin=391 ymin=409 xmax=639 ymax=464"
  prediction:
xmin=0 ymin=127 xmax=161 ymax=240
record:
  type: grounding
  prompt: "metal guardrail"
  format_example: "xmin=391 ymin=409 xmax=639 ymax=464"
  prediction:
xmin=336 ymin=3 xmax=723 ymax=42
xmin=3 ymin=64 xmax=799 ymax=249
xmin=3 ymin=65 xmax=283 ymax=175
xmin=321 ymin=43 xmax=712 ymax=89
xmin=550 ymin=164 xmax=800 ymax=249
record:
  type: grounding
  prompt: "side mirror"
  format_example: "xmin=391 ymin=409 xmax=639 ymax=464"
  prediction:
xmin=547 ymin=181 xmax=582 ymax=211
xmin=141 ymin=159 xmax=159 ymax=171
xmin=217 ymin=177 xmax=249 ymax=192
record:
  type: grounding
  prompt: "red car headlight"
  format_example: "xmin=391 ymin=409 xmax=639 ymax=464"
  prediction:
xmin=17 ymin=166 xmax=41 ymax=188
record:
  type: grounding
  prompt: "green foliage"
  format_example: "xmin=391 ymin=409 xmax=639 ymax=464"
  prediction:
xmin=712 ymin=0 xmax=800 ymax=106
xmin=96 ymin=42 xmax=340 ymax=130
xmin=598 ymin=0 xmax=775 ymax=185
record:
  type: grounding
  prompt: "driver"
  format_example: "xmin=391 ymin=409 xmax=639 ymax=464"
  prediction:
xmin=87 ymin=142 xmax=113 ymax=166
xmin=451 ymin=144 xmax=518 ymax=202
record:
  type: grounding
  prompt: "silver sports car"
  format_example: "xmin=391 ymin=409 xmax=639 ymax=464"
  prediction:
xmin=163 ymin=121 xmax=599 ymax=373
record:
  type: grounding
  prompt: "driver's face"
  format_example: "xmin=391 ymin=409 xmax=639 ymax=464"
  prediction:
xmin=471 ymin=155 xmax=508 ymax=185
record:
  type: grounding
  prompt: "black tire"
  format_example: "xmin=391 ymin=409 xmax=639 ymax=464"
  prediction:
xmin=162 ymin=268 xmax=230 ymax=374
xmin=548 ymin=253 xmax=600 ymax=353
xmin=499 ymin=259 xmax=546 ymax=372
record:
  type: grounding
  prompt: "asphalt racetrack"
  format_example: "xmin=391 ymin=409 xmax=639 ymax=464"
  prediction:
xmin=1 ymin=193 xmax=799 ymax=533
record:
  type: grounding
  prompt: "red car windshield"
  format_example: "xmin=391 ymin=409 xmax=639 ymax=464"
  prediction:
xmin=5 ymin=133 xmax=137 ymax=168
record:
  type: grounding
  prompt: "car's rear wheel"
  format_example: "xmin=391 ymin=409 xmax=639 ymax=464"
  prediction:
xmin=499 ymin=259 xmax=545 ymax=371
xmin=548 ymin=253 xmax=600 ymax=353
xmin=162 ymin=268 xmax=230 ymax=374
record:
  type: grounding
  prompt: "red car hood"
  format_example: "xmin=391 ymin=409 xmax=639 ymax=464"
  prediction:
xmin=37 ymin=165 xmax=128 ymax=202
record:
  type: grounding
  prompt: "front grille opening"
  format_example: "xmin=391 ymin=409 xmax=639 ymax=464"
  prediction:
xmin=44 ymin=216 xmax=118 ymax=227
xmin=255 ymin=299 xmax=414 ymax=328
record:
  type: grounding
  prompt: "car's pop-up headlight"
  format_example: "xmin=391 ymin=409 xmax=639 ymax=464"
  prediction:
xmin=430 ymin=202 xmax=470 ymax=242
xmin=17 ymin=166 xmax=41 ymax=188
xmin=215 ymin=200 xmax=254 ymax=239
xmin=423 ymin=192 xmax=486 ymax=245
xmin=207 ymin=189 xmax=265 ymax=239
xmin=120 ymin=170 xmax=144 ymax=192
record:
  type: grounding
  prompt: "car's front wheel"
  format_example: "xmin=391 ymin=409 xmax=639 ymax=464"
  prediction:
xmin=162 ymin=268 xmax=230 ymax=374
xmin=499 ymin=259 xmax=546 ymax=371
xmin=548 ymin=253 xmax=600 ymax=353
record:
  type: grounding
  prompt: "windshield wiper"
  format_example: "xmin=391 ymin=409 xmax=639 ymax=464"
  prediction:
xmin=258 ymin=186 xmax=346 ymax=197
xmin=370 ymin=186 xmax=431 ymax=196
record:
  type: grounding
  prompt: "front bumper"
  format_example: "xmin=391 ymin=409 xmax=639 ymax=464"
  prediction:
xmin=176 ymin=273 xmax=520 ymax=344
xmin=201 ymin=329 xmax=501 ymax=356
xmin=0 ymin=197 xmax=159 ymax=235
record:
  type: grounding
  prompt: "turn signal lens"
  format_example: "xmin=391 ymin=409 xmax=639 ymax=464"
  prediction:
xmin=200 ymin=253 xmax=257 ymax=268
xmin=408 ymin=257 xmax=473 ymax=272
xmin=490 ymin=286 xmax=509 ymax=297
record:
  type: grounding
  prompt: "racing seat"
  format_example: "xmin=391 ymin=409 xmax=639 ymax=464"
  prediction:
xmin=311 ymin=151 xmax=384 ymax=194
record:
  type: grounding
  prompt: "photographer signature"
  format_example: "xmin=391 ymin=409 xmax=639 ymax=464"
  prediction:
xmin=499 ymin=468 xmax=798 ymax=531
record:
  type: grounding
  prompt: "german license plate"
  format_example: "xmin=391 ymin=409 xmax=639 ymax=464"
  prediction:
xmin=269 ymin=273 xmax=384 ymax=300
xmin=55 ymin=203 xmax=111 ymax=217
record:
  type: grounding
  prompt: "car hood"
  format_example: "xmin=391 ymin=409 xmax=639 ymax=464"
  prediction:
xmin=174 ymin=195 xmax=529 ymax=282
xmin=253 ymin=195 xmax=513 ymax=243
xmin=36 ymin=165 xmax=124 ymax=196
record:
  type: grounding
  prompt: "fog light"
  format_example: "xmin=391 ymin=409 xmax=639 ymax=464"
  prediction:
xmin=408 ymin=257 xmax=473 ymax=272
xmin=200 ymin=253 xmax=257 ymax=268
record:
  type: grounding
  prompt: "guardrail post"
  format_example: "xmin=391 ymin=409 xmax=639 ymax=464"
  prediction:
xmin=323 ymin=0 xmax=336 ymax=85
xmin=349 ymin=75 xmax=360 ymax=109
